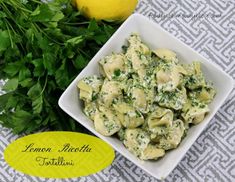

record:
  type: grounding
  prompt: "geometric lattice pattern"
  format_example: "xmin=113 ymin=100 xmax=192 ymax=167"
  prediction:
xmin=0 ymin=0 xmax=234 ymax=181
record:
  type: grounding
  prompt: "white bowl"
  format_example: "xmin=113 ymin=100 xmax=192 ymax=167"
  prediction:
xmin=58 ymin=14 xmax=234 ymax=179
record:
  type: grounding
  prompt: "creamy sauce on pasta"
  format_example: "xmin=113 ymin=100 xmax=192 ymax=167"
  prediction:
xmin=77 ymin=33 xmax=216 ymax=160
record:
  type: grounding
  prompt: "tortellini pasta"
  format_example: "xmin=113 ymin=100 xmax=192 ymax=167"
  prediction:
xmin=126 ymin=79 xmax=154 ymax=113
xmin=113 ymin=102 xmax=144 ymax=128
xmin=99 ymin=79 xmax=123 ymax=106
xmin=125 ymin=34 xmax=151 ymax=80
xmin=184 ymin=62 xmax=206 ymax=90
xmin=77 ymin=33 xmax=216 ymax=160
xmin=94 ymin=106 xmax=121 ymax=136
xmin=83 ymin=102 xmax=98 ymax=120
xmin=154 ymin=48 xmax=178 ymax=63
xmin=99 ymin=53 xmax=126 ymax=80
xmin=182 ymin=99 xmax=210 ymax=124
xmin=147 ymin=106 xmax=173 ymax=128
xmin=156 ymin=119 xmax=185 ymax=150
xmin=123 ymin=128 xmax=150 ymax=158
xmin=77 ymin=76 xmax=102 ymax=102
xmin=156 ymin=87 xmax=187 ymax=110
xmin=141 ymin=144 xmax=165 ymax=160
xmin=156 ymin=63 xmax=187 ymax=91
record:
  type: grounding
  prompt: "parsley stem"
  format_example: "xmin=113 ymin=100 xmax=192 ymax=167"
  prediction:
xmin=34 ymin=24 xmax=65 ymax=45
xmin=0 ymin=2 xmax=27 ymax=33
xmin=78 ymin=48 xmax=90 ymax=59
xmin=40 ymin=74 xmax=48 ymax=96
xmin=0 ymin=0 xmax=120 ymax=134
xmin=7 ymin=0 xmax=32 ymax=13
xmin=3 ymin=16 xmax=27 ymax=54
xmin=4 ymin=21 xmax=14 ymax=49
xmin=0 ymin=3 xmax=14 ymax=20
xmin=61 ymin=22 xmax=90 ymax=25
xmin=3 ymin=18 xmax=26 ymax=54
xmin=31 ymin=0 xmax=42 ymax=4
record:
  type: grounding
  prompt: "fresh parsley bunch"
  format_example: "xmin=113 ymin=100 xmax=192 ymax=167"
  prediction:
xmin=0 ymin=0 xmax=119 ymax=134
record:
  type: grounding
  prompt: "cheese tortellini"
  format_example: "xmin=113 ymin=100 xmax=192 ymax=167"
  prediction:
xmin=77 ymin=33 xmax=216 ymax=160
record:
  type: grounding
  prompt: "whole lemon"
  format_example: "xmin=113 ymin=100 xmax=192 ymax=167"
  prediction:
xmin=73 ymin=0 xmax=138 ymax=21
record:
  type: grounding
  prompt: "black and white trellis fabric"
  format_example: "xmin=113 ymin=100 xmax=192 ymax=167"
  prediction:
xmin=0 ymin=0 xmax=235 ymax=181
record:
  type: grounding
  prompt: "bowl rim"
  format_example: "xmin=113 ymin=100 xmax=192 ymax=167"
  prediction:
xmin=58 ymin=13 xmax=234 ymax=179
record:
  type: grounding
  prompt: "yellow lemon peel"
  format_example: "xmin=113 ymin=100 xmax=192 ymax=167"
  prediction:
xmin=73 ymin=0 xmax=138 ymax=21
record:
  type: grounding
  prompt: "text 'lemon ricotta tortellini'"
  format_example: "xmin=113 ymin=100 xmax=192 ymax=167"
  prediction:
xmin=77 ymin=33 xmax=215 ymax=161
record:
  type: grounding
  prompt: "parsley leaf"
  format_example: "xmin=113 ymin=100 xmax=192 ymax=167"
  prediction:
xmin=3 ymin=78 xmax=19 ymax=92
xmin=0 ymin=0 xmax=119 ymax=134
